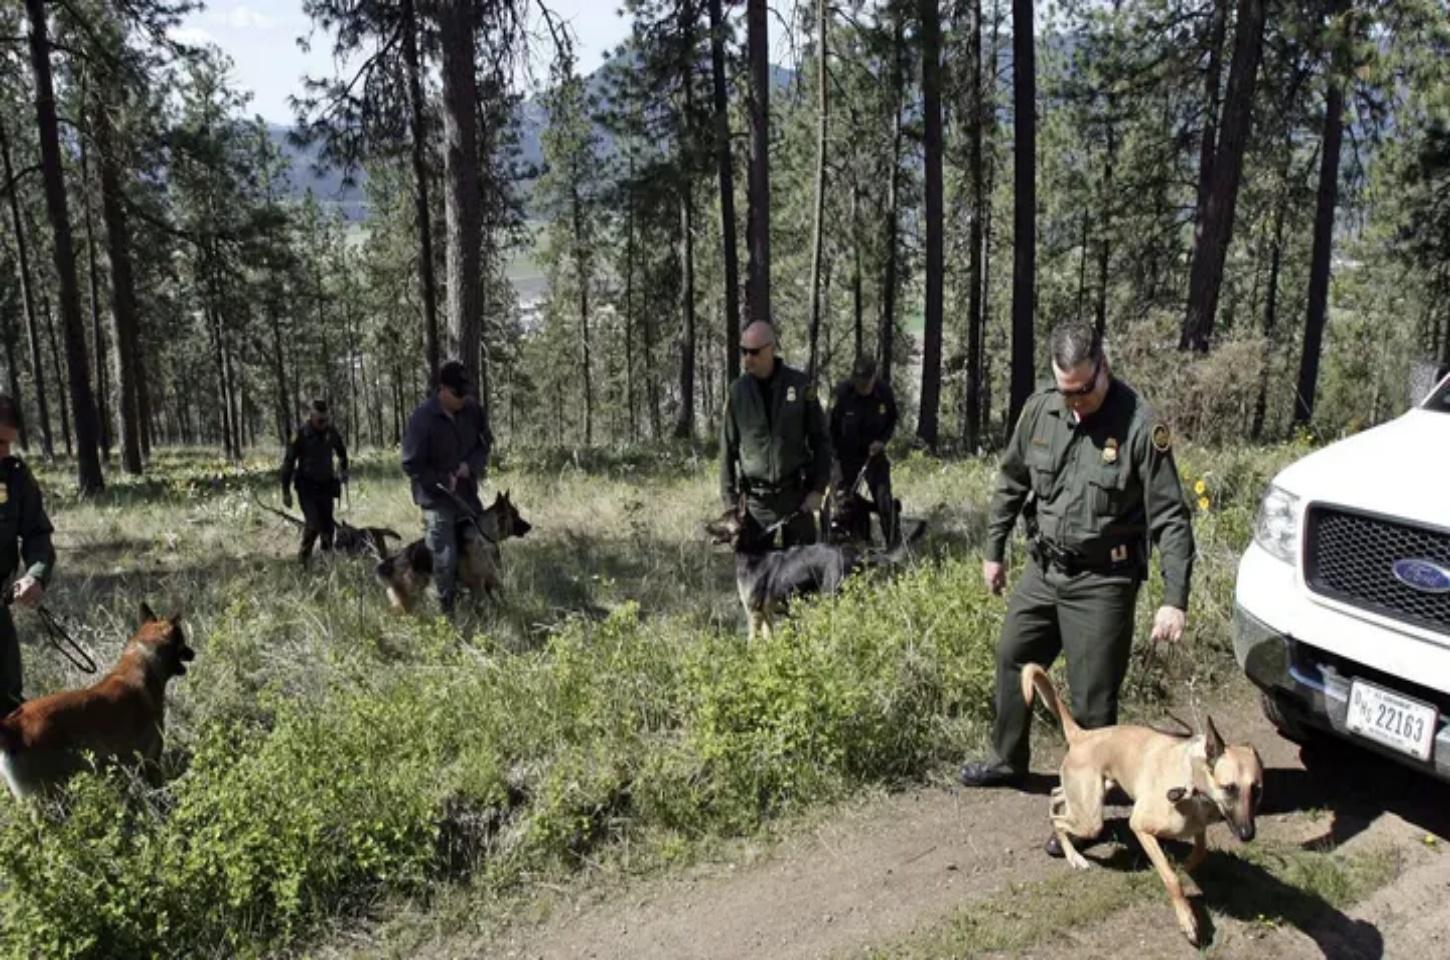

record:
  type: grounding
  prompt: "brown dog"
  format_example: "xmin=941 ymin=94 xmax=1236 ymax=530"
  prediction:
xmin=0 ymin=603 xmax=194 ymax=799
xmin=1022 ymin=663 xmax=1263 ymax=945
xmin=376 ymin=491 xmax=532 ymax=612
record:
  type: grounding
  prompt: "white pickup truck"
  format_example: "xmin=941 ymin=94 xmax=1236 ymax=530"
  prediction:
xmin=1234 ymin=371 xmax=1450 ymax=779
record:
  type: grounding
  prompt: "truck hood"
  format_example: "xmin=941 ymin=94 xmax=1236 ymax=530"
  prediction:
xmin=1274 ymin=409 xmax=1450 ymax=518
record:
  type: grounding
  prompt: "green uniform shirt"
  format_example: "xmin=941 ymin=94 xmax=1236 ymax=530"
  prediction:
xmin=984 ymin=379 xmax=1195 ymax=609
xmin=720 ymin=360 xmax=833 ymax=506
xmin=0 ymin=457 xmax=56 ymax=588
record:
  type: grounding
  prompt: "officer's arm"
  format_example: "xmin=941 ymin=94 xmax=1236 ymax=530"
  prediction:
xmin=465 ymin=402 xmax=492 ymax=478
xmin=720 ymin=397 xmax=740 ymax=506
xmin=880 ymin=383 xmax=899 ymax=442
xmin=1141 ymin=424 xmax=1196 ymax=610
xmin=333 ymin=430 xmax=349 ymax=474
xmin=280 ymin=433 xmax=299 ymax=490
xmin=805 ymin=387 xmax=833 ymax=494
xmin=401 ymin=411 xmax=446 ymax=492
xmin=983 ymin=403 xmax=1034 ymax=563
xmin=17 ymin=469 xmax=56 ymax=587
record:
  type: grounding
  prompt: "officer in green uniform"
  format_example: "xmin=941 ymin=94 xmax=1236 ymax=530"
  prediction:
xmin=280 ymin=399 xmax=349 ymax=564
xmin=0 ymin=395 xmax=56 ymax=712
xmin=959 ymin=322 xmax=1195 ymax=819
xmin=720 ymin=321 xmax=833 ymax=546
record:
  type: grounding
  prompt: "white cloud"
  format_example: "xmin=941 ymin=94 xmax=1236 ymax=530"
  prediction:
xmin=168 ymin=26 xmax=217 ymax=47
xmin=225 ymin=5 xmax=277 ymax=30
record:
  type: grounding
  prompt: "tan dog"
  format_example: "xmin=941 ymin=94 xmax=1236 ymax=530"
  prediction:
xmin=1022 ymin=663 xmax=1263 ymax=946
xmin=376 ymin=492 xmax=533 ymax=613
xmin=0 ymin=603 xmax=194 ymax=799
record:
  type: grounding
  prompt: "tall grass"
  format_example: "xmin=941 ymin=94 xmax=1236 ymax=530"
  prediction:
xmin=0 ymin=440 xmax=1304 ymax=957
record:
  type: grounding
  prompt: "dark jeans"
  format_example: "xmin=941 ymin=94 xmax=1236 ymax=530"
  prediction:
xmin=296 ymin=479 xmax=337 ymax=562
xmin=424 ymin=507 xmax=480 ymax=613
xmin=0 ymin=606 xmax=21 ymax=710
xmin=989 ymin=558 xmax=1141 ymax=773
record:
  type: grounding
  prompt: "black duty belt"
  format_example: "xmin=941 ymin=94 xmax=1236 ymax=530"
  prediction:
xmin=1029 ymin=537 xmax=1139 ymax=577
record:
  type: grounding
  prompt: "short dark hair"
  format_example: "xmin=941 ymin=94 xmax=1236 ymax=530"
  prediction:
xmin=310 ymin=399 xmax=329 ymax=416
xmin=1048 ymin=321 xmax=1103 ymax=371
xmin=0 ymin=395 xmax=19 ymax=430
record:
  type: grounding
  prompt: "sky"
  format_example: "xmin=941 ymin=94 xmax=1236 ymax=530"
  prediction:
xmin=171 ymin=1 xmax=637 ymax=125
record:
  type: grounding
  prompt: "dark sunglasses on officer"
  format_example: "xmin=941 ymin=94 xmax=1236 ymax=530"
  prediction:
xmin=1055 ymin=357 xmax=1102 ymax=398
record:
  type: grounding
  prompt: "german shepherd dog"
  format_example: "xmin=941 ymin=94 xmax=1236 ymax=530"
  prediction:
xmin=0 ymin=603 xmax=194 ymax=799
xmin=706 ymin=505 xmax=923 ymax=640
xmin=376 ymin=491 xmax=533 ymax=612
xmin=252 ymin=494 xmax=400 ymax=559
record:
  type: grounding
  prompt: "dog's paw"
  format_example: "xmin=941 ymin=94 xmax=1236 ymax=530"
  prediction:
xmin=1175 ymin=905 xmax=1201 ymax=946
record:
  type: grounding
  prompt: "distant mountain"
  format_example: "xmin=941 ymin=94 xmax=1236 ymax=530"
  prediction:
xmin=269 ymin=61 xmax=797 ymax=222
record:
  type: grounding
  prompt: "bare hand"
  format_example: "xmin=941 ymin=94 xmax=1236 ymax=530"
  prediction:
xmin=982 ymin=559 xmax=1006 ymax=596
xmin=12 ymin=575 xmax=43 ymax=609
xmin=868 ymin=441 xmax=885 ymax=456
xmin=801 ymin=490 xmax=824 ymax=514
xmin=1151 ymin=606 xmax=1187 ymax=643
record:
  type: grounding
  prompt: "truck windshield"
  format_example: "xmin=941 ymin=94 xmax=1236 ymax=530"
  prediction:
xmin=1425 ymin=375 xmax=1450 ymax=413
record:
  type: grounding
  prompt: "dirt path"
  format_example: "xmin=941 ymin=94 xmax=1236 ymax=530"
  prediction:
xmin=407 ymin=678 xmax=1450 ymax=960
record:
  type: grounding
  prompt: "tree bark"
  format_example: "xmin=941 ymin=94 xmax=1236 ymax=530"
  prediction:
xmin=1007 ymin=0 xmax=1037 ymax=435
xmin=93 ymin=104 xmax=144 ymax=474
xmin=675 ymin=182 xmax=697 ymax=439
xmin=962 ymin=0 xmax=985 ymax=452
xmin=25 ymin=0 xmax=103 ymax=491
xmin=573 ymin=181 xmax=594 ymax=445
xmin=1192 ymin=0 xmax=1228 ymax=250
xmin=708 ymin=0 xmax=742 ymax=383
xmin=1180 ymin=0 xmax=1266 ymax=352
xmin=0 ymin=117 xmax=50 ymax=457
xmin=43 ymin=300 xmax=72 ymax=456
xmin=917 ymin=0 xmax=945 ymax=447
xmin=745 ymin=0 xmax=771 ymax=324
xmin=807 ymin=0 xmax=830 ymax=387
xmin=1293 ymin=1 xmax=1348 ymax=427
xmin=879 ymin=8 xmax=906 ymax=385
xmin=77 ymin=121 xmax=109 ymax=460
xmin=402 ymin=0 xmax=441 ymax=383
xmin=438 ymin=0 xmax=483 ymax=381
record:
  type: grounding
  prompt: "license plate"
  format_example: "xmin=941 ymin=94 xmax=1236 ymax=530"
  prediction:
xmin=1346 ymin=680 xmax=1439 ymax=761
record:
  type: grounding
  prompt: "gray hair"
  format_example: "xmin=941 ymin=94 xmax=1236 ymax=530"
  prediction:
xmin=1048 ymin=321 xmax=1103 ymax=371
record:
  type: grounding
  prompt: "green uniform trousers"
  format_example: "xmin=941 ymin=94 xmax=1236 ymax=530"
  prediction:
xmin=990 ymin=558 xmax=1141 ymax=773
xmin=745 ymin=485 xmax=818 ymax=547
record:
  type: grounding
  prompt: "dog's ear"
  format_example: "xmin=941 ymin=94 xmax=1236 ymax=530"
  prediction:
xmin=1167 ymin=787 xmax=1188 ymax=803
xmin=139 ymin=601 xmax=157 ymax=624
xmin=168 ymin=611 xmax=184 ymax=628
xmin=1204 ymin=714 xmax=1225 ymax=763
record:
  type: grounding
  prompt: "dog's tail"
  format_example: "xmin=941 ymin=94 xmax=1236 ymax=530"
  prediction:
xmin=1021 ymin=664 xmax=1083 ymax=743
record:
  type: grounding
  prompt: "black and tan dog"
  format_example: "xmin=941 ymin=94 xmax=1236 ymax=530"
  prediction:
xmin=252 ymin=495 xmax=401 ymax=559
xmin=376 ymin=491 xmax=533 ymax=613
xmin=0 ymin=603 xmax=194 ymax=799
xmin=706 ymin=505 xmax=922 ymax=640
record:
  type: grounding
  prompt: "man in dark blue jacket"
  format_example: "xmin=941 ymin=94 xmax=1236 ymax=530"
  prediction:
xmin=401 ymin=361 xmax=494 ymax=614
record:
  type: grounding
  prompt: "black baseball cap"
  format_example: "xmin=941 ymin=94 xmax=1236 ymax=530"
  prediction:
xmin=852 ymin=356 xmax=877 ymax=381
xmin=438 ymin=361 xmax=471 ymax=394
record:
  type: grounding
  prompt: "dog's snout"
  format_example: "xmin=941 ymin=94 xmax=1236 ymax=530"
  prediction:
xmin=1237 ymin=821 xmax=1256 ymax=842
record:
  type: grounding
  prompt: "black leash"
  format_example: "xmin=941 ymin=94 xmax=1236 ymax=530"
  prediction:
xmin=2 ymin=586 xmax=98 ymax=675
xmin=433 ymin=483 xmax=499 ymax=544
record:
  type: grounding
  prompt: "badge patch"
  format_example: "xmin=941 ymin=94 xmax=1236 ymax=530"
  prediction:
xmin=878 ymin=403 xmax=886 ymax=415
xmin=1102 ymin=438 xmax=1119 ymax=464
xmin=0 ymin=484 xmax=7 ymax=505
xmin=787 ymin=386 xmax=798 ymax=403
xmin=1151 ymin=422 xmax=1172 ymax=452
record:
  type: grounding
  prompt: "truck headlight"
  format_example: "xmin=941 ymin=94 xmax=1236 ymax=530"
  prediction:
xmin=1253 ymin=485 xmax=1302 ymax=564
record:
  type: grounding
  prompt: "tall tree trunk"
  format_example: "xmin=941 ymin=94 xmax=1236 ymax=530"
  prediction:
xmin=982 ymin=0 xmax=1001 ymax=440
xmin=438 ymin=0 xmax=483 ymax=380
xmin=26 ymin=0 xmax=104 ymax=491
xmin=0 ymin=117 xmax=51 ymax=458
xmin=94 ymin=104 xmax=144 ymax=474
xmin=963 ymin=0 xmax=985 ymax=453
xmin=1293 ymin=2 xmax=1348 ymax=427
xmin=851 ymin=174 xmax=864 ymax=361
xmin=625 ymin=169 xmax=639 ymax=442
xmin=401 ymin=0 xmax=441 ymax=382
xmin=77 ymin=122 xmax=109 ymax=460
xmin=1007 ymin=0 xmax=1037 ymax=435
xmin=708 ymin=0 xmax=742 ymax=383
xmin=1093 ymin=99 xmax=1116 ymax=341
xmin=0 ymin=300 xmax=24 ymax=448
xmin=43 ymin=300 xmax=72 ymax=456
xmin=675 ymin=183 xmax=697 ymax=439
xmin=745 ymin=0 xmax=771 ymax=324
xmin=573 ymin=184 xmax=594 ymax=446
xmin=1192 ymin=0 xmax=1228 ymax=250
xmin=1252 ymin=187 xmax=1287 ymax=440
xmin=807 ymin=0 xmax=830 ymax=387
xmin=270 ymin=308 xmax=290 ymax=446
xmin=1180 ymin=0 xmax=1266 ymax=352
xmin=879 ymin=9 xmax=906 ymax=384
xmin=136 ymin=355 xmax=152 ymax=457
xmin=918 ymin=0 xmax=944 ymax=447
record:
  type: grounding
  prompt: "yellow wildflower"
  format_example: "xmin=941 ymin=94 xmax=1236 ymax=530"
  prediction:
xmin=1197 ymin=496 xmax=1210 ymax=511
xmin=1193 ymin=479 xmax=1207 ymax=496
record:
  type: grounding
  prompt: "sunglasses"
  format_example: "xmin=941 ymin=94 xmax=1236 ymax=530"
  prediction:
xmin=1055 ymin=358 xmax=1102 ymax=398
xmin=740 ymin=344 xmax=773 ymax=357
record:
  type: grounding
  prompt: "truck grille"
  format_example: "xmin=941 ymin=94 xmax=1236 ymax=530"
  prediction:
xmin=1305 ymin=505 xmax=1450 ymax=636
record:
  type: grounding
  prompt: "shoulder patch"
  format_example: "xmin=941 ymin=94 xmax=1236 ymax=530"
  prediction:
xmin=1151 ymin=422 xmax=1172 ymax=453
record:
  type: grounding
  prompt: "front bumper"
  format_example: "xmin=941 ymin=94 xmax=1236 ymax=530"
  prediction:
xmin=1234 ymin=543 xmax=1450 ymax=783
